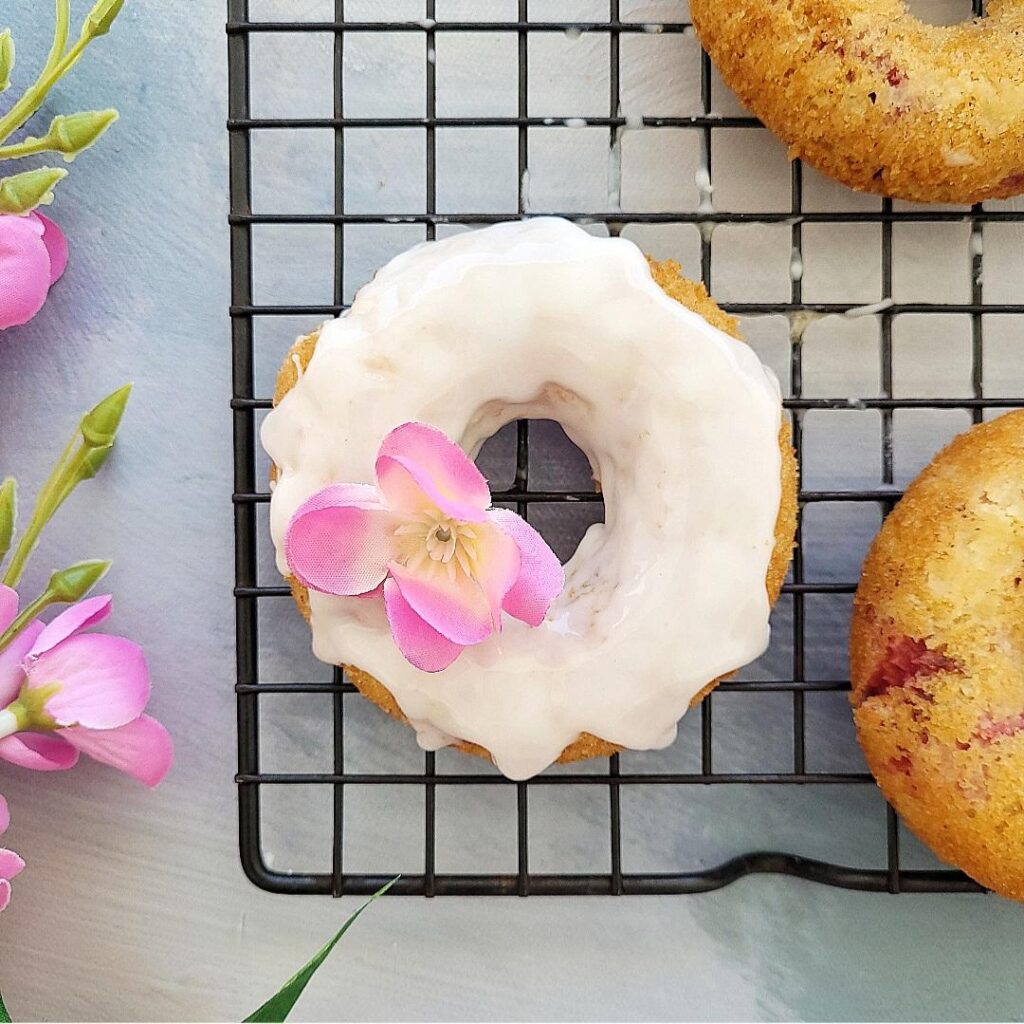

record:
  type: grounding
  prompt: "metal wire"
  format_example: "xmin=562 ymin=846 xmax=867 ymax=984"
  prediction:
xmin=228 ymin=2 xmax=1016 ymax=896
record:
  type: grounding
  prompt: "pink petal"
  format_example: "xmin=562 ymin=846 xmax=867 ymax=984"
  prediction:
xmin=28 ymin=634 xmax=149 ymax=729
xmin=488 ymin=508 xmax=565 ymax=626
xmin=0 ymin=848 xmax=25 ymax=881
xmin=0 ymin=213 xmax=51 ymax=330
xmin=383 ymin=578 xmax=463 ymax=672
xmin=286 ymin=498 xmax=397 ymax=597
xmin=471 ymin=519 xmax=522 ymax=625
xmin=61 ymin=714 xmax=173 ymax=787
xmin=0 ymin=794 xmax=8 ymax=833
xmin=291 ymin=482 xmax=383 ymax=514
xmin=0 ymin=732 xmax=79 ymax=771
xmin=30 ymin=212 xmax=68 ymax=284
xmin=0 ymin=878 xmax=10 ymax=912
xmin=0 ymin=619 xmax=43 ymax=709
xmin=29 ymin=594 xmax=112 ymax=657
xmin=0 ymin=585 xmax=17 ymax=634
xmin=376 ymin=422 xmax=490 ymax=523
xmin=389 ymin=559 xmax=493 ymax=645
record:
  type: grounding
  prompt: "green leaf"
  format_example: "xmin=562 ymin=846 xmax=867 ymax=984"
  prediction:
xmin=0 ymin=987 xmax=11 ymax=1023
xmin=0 ymin=166 xmax=67 ymax=213
xmin=0 ymin=30 xmax=14 ymax=93
xmin=243 ymin=877 xmax=398 ymax=1023
xmin=83 ymin=0 xmax=126 ymax=38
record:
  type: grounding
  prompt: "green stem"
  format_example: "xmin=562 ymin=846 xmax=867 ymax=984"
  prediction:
xmin=44 ymin=0 xmax=71 ymax=76
xmin=0 ymin=559 xmax=109 ymax=654
xmin=32 ymin=431 xmax=78 ymax=517
xmin=0 ymin=136 xmax=57 ymax=161
xmin=0 ymin=29 xmax=92 ymax=146
xmin=2 ymin=385 xmax=129 ymax=589
xmin=1 ymin=444 xmax=88 ymax=589
xmin=0 ymin=588 xmax=56 ymax=654
xmin=0 ymin=478 xmax=14 ymax=568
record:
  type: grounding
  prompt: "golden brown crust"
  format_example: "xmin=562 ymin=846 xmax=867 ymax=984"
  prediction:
xmin=850 ymin=411 xmax=1024 ymax=900
xmin=273 ymin=259 xmax=798 ymax=766
xmin=690 ymin=0 xmax=1024 ymax=204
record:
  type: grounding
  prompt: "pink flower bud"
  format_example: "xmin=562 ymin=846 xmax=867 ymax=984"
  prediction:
xmin=0 ymin=211 xmax=68 ymax=330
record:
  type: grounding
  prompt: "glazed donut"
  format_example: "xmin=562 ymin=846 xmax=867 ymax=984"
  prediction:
xmin=690 ymin=0 xmax=1024 ymax=204
xmin=263 ymin=218 xmax=797 ymax=779
xmin=851 ymin=411 xmax=1024 ymax=900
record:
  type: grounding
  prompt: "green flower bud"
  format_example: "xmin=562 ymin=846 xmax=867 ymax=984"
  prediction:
xmin=84 ymin=0 xmax=126 ymax=38
xmin=0 ymin=30 xmax=14 ymax=93
xmin=0 ymin=477 xmax=15 ymax=563
xmin=80 ymin=383 xmax=132 ymax=449
xmin=48 ymin=109 xmax=118 ymax=162
xmin=0 ymin=166 xmax=68 ymax=213
xmin=80 ymin=444 xmax=112 ymax=480
xmin=47 ymin=559 xmax=110 ymax=603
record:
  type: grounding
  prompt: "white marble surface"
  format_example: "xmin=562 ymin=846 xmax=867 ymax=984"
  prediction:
xmin=1 ymin=1 xmax=1023 ymax=1020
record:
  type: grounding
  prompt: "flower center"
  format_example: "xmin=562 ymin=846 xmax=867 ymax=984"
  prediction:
xmin=3 ymin=680 xmax=61 ymax=734
xmin=395 ymin=510 xmax=480 ymax=580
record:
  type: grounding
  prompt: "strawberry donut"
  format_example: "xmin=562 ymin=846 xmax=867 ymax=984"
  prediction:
xmin=851 ymin=411 xmax=1024 ymax=899
xmin=262 ymin=218 xmax=797 ymax=779
xmin=691 ymin=0 xmax=1024 ymax=203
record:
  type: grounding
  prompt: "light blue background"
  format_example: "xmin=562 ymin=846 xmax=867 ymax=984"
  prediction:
xmin=1 ymin=2 xmax=1023 ymax=1021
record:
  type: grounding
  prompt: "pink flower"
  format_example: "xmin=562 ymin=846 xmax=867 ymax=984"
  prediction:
xmin=0 ymin=212 xmax=69 ymax=330
xmin=0 ymin=794 xmax=25 ymax=912
xmin=0 ymin=586 xmax=173 ymax=786
xmin=286 ymin=421 xmax=564 ymax=672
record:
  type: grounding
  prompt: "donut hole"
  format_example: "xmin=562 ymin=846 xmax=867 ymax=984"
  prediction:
xmin=905 ymin=0 xmax=979 ymax=25
xmin=474 ymin=418 xmax=605 ymax=565
xmin=526 ymin=502 xmax=606 ymax=567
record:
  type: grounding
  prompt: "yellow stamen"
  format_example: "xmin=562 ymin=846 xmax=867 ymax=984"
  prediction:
xmin=396 ymin=509 xmax=484 ymax=581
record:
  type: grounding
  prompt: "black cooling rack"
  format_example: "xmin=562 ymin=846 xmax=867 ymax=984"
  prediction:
xmin=228 ymin=0 xmax=1020 ymax=896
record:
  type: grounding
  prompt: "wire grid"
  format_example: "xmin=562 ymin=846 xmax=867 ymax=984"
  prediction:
xmin=228 ymin=0 xmax=1021 ymax=896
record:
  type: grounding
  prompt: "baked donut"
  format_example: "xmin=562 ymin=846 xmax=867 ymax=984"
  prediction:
xmin=690 ymin=0 xmax=1024 ymax=204
xmin=263 ymin=218 xmax=797 ymax=779
xmin=851 ymin=411 xmax=1024 ymax=899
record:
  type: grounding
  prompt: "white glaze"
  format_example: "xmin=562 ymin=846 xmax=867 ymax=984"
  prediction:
xmin=261 ymin=218 xmax=783 ymax=780
xmin=845 ymin=297 xmax=895 ymax=318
